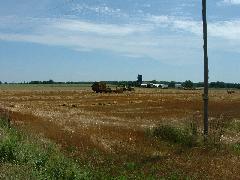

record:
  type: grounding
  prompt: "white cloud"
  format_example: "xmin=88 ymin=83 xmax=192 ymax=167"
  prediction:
xmin=0 ymin=16 xmax=201 ymax=65
xmin=209 ymin=20 xmax=240 ymax=40
xmin=147 ymin=15 xmax=201 ymax=35
xmin=0 ymin=15 xmax=240 ymax=65
xmin=0 ymin=31 xmax=201 ymax=65
xmin=70 ymin=3 xmax=126 ymax=17
xmin=218 ymin=0 xmax=240 ymax=5
xmin=51 ymin=19 xmax=152 ymax=36
xmin=148 ymin=15 xmax=240 ymax=40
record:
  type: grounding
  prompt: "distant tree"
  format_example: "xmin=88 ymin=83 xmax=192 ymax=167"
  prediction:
xmin=195 ymin=82 xmax=204 ymax=87
xmin=0 ymin=81 xmax=2 ymax=84
xmin=48 ymin=79 xmax=54 ymax=84
xmin=183 ymin=80 xmax=194 ymax=88
xmin=29 ymin=81 xmax=40 ymax=84
xmin=159 ymin=81 xmax=169 ymax=84
xmin=209 ymin=81 xmax=225 ymax=88
xmin=151 ymin=80 xmax=158 ymax=84
xmin=168 ymin=81 xmax=176 ymax=88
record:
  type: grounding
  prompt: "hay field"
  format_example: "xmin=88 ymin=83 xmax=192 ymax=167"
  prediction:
xmin=0 ymin=84 xmax=240 ymax=178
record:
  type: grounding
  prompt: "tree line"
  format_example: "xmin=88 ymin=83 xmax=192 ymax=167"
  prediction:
xmin=0 ymin=80 xmax=239 ymax=89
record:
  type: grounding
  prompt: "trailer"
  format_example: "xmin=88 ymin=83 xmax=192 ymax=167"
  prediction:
xmin=91 ymin=82 xmax=134 ymax=93
xmin=91 ymin=82 xmax=112 ymax=93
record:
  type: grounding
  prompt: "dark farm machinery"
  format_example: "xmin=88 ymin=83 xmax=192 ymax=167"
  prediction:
xmin=91 ymin=82 xmax=134 ymax=93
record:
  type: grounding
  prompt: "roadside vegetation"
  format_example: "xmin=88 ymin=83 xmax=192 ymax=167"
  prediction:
xmin=151 ymin=116 xmax=240 ymax=153
xmin=151 ymin=123 xmax=199 ymax=147
xmin=0 ymin=117 xmax=190 ymax=179
xmin=0 ymin=118 xmax=92 ymax=179
xmin=1 ymin=117 xmax=240 ymax=179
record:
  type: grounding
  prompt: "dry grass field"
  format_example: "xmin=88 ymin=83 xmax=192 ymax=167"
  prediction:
xmin=0 ymin=84 xmax=240 ymax=178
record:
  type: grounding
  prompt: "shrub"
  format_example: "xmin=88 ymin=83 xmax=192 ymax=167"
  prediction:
xmin=0 ymin=137 xmax=18 ymax=162
xmin=152 ymin=124 xmax=199 ymax=147
xmin=0 ymin=120 xmax=21 ymax=163
xmin=182 ymin=80 xmax=194 ymax=88
xmin=232 ymin=143 xmax=240 ymax=154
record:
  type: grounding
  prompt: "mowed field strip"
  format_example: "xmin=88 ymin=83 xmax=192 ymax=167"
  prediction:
xmin=0 ymin=85 xmax=240 ymax=154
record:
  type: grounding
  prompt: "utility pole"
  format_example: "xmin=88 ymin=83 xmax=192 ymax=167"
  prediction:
xmin=202 ymin=0 xmax=209 ymax=137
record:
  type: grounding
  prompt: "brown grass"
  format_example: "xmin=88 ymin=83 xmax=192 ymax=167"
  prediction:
xmin=0 ymin=85 xmax=240 ymax=178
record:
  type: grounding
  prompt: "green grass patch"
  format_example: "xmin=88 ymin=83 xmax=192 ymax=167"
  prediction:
xmin=0 ymin=118 xmax=91 ymax=179
xmin=232 ymin=143 xmax=240 ymax=154
xmin=151 ymin=124 xmax=199 ymax=147
xmin=225 ymin=119 xmax=240 ymax=132
xmin=0 ymin=118 xmax=199 ymax=179
xmin=0 ymin=118 xmax=172 ymax=179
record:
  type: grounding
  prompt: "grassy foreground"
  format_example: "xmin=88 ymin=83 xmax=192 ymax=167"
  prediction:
xmin=2 ymin=116 xmax=240 ymax=179
xmin=0 ymin=118 xmax=180 ymax=179
xmin=0 ymin=118 xmax=92 ymax=179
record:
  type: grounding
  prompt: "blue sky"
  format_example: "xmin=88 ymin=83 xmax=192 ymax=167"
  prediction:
xmin=0 ymin=0 xmax=239 ymax=83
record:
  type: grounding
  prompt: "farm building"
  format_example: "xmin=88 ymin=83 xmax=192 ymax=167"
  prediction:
xmin=153 ymin=84 xmax=161 ymax=88
xmin=140 ymin=83 xmax=169 ymax=89
xmin=159 ymin=84 xmax=169 ymax=89
xmin=140 ymin=83 xmax=148 ymax=88
xmin=175 ymin=84 xmax=183 ymax=89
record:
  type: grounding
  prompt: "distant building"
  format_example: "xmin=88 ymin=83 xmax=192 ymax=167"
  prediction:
xmin=148 ymin=83 xmax=154 ymax=88
xmin=153 ymin=84 xmax=161 ymax=88
xmin=140 ymin=83 xmax=168 ymax=89
xmin=137 ymin=74 xmax=143 ymax=86
xmin=175 ymin=84 xmax=183 ymax=89
xmin=140 ymin=83 xmax=148 ymax=88
xmin=159 ymin=84 xmax=169 ymax=89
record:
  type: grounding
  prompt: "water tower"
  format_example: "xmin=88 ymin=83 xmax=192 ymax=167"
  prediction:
xmin=137 ymin=74 xmax=143 ymax=86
